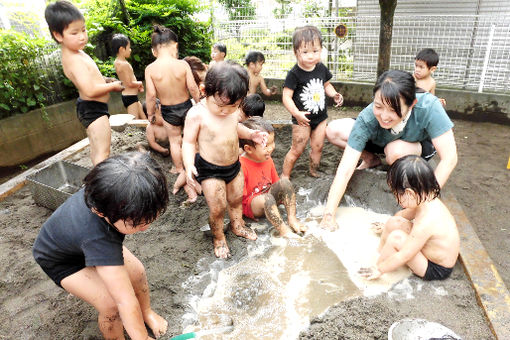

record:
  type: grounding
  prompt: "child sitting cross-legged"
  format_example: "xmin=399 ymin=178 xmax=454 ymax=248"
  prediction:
xmin=240 ymin=117 xmax=307 ymax=237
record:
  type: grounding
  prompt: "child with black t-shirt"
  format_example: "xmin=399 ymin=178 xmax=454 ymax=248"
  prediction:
xmin=33 ymin=152 xmax=169 ymax=340
xmin=281 ymin=25 xmax=344 ymax=178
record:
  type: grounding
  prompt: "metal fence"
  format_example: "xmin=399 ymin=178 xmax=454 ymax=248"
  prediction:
xmin=214 ymin=12 xmax=510 ymax=94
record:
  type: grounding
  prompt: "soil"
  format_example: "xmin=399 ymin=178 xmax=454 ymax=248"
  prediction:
xmin=0 ymin=102 xmax=508 ymax=339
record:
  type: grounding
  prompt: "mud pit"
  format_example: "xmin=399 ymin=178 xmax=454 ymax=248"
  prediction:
xmin=0 ymin=104 xmax=500 ymax=339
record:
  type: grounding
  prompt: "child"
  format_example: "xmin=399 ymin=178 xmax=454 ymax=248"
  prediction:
xmin=240 ymin=117 xmax=306 ymax=237
xmin=182 ymin=61 xmax=268 ymax=259
xmin=281 ymin=25 xmax=344 ymax=178
xmin=358 ymin=155 xmax=459 ymax=281
xmin=141 ymin=99 xmax=170 ymax=156
xmin=210 ymin=42 xmax=226 ymax=66
xmin=245 ymin=51 xmax=277 ymax=96
xmin=33 ymin=152 xmax=169 ymax=339
xmin=184 ymin=56 xmax=207 ymax=99
xmin=238 ymin=93 xmax=265 ymax=122
xmin=414 ymin=48 xmax=446 ymax=106
xmin=112 ymin=33 xmax=145 ymax=120
xmin=45 ymin=1 xmax=124 ymax=166
xmin=145 ymin=25 xmax=201 ymax=201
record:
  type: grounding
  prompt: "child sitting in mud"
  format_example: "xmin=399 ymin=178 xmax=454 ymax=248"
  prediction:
xmin=240 ymin=117 xmax=307 ymax=237
xmin=358 ymin=155 xmax=460 ymax=281
xmin=182 ymin=61 xmax=268 ymax=258
xmin=238 ymin=93 xmax=265 ymax=122
xmin=140 ymin=99 xmax=170 ymax=156
xmin=33 ymin=152 xmax=169 ymax=339
xmin=245 ymin=51 xmax=277 ymax=96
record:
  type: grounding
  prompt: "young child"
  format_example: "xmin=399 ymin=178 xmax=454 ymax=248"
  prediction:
xmin=238 ymin=93 xmax=265 ymax=122
xmin=184 ymin=56 xmax=207 ymax=99
xmin=141 ymin=99 xmax=170 ymax=156
xmin=145 ymin=25 xmax=201 ymax=201
xmin=210 ymin=42 xmax=226 ymax=66
xmin=182 ymin=61 xmax=268 ymax=259
xmin=33 ymin=152 xmax=169 ymax=339
xmin=245 ymin=51 xmax=277 ymax=97
xmin=281 ymin=25 xmax=344 ymax=178
xmin=45 ymin=1 xmax=124 ymax=166
xmin=240 ymin=117 xmax=306 ymax=237
xmin=414 ymin=48 xmax=446 ymax=106
xmin=112 ymin=33 xmax=145 ymax=120
xmin=358 ymin=155 xmax=459 ymax=281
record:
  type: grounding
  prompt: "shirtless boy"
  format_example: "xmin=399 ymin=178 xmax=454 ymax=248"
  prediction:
xmin=245 ymin=51 xmax=277 ymax=96
xmin=141 ymin=99 xmax=170 ymax=156
xmin=45 ymin=1 xmax=123 ymax=165
xmin=145 ymin=25 xmax=201 ymax=201
xmin=414 ymin=48 xmax=446 ymax=106
xmin=112 ymin=33 xmax=145 ymax=119
xmin=182 ymin=61 xmax=268 ymax=258
xmin=210 ymin=42 xmax=226 ymax=67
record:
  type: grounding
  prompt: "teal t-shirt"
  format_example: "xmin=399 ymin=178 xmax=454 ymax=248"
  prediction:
xmin=347 ymin=93 xmax=454 ymax=152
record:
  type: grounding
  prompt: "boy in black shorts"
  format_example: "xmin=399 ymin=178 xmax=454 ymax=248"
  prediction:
xmin=33 ymin=152 xmax=169 ymax=339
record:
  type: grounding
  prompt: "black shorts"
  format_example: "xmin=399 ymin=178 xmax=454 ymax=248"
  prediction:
xmin=34 ymin=256 xmax=85 ymax=288
xmin=365 ymin=138 xmax=436 ymax=161
xmin=291 ymin=113 xmax=328 ymax=130
xmin=76 ymin=98 xmax=109 ymax=129
xmin=161 ymin=100 xmax=193 ymax=126
xmin=194 ymin=153 xmax=241 ymax=184
xmin=121 ymin=94 xmax=139 ymax=108
xmin=422 ymin=260 xmax=454 ymax=281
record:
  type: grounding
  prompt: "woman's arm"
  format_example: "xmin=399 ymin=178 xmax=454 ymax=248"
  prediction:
xmin=431 ymin=129 xmax=457 ymax=188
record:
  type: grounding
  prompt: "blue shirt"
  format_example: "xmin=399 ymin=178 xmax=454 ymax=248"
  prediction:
xmin=348 ymin=92 xmax=454 ymax=152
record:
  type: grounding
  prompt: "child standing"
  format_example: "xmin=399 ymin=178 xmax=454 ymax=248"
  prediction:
xmin=112 ymin=33 xmax=145 ymax=120
xmin=238 ymin=93 xmax=265 ymax=122
xmin=414 ymin=48 xmax=446 ymax=106
xmin=358 ymin=155 xmax=459 ymax=281
xmin=281 ymin=25 xmax=344 ymax=178
xmin=45 ymin=1 xmax=124 ymax=166
xmin=245 ymin=51 xmax=277 ymax=96
xmin=145 ymin=25 xmax=201 ymax=201
xmin=33 ymin=152 xmax=169 ymax=339
xmin=182 ymin=61 xmax=268 ymax=258
xmin=210 ymin=42 xmax=226 ymax=66
xmin=240 ymin=118 xmax=306 ymax=237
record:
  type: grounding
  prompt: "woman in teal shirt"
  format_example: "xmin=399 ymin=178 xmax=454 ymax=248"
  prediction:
xmin=321 ymin=70 xmax=457 ymax=230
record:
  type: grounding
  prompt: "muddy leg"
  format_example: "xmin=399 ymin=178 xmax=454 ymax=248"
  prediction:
xmin=270 ymin=178 xmax=307 ymax=233
xmin=202 ymin=178 xmax=230 ymax=258
xmin=226 ymin=171 xmax=257 ymax=240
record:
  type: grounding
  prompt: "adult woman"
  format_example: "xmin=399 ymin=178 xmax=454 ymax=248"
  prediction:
xmin=320 ymin=70 xmax=457 ymax=230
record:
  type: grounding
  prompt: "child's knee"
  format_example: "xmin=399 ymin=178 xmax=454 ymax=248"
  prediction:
xmin=387 ymin=229 xmax=407 ymax=246
xmin=263 ymin=193 xmax=277 ymax=211
xmin=209 ymin=201 xmax=227 ymax=219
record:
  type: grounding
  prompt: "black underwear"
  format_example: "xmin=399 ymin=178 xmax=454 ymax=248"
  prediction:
xmin=422 ymin=260 xmax=454 ymax=281
xmin=194 ymin=153 xmax=241 ymax=184
xmin=291 ymin=112 xmax=328 ymax=130
xmin=76 ymin=98 xmax=109 ymax=129
xmin=364 ymin=138 xmax=436 ymax=161
xmin=161 ymin=99 xmax=193 ymax=126
xmin=121 ymin=94 xmax=139 ymax=108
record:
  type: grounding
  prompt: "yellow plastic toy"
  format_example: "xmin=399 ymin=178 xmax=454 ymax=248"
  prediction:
xmin=507 ymin=156 xmax=510 ymax=169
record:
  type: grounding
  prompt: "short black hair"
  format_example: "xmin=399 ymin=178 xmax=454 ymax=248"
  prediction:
xmin=151 ymin=25 xmax=178 ymax=48
xmin=239 ymin=117 xmax=274 ymax=148
xmin=213 ymin=42 xmax=227 ymax=55
xmin=241 ymin=94 xmax=265 ymax=118
xmin=83 ymin=152 xmax=169 ymax=226
xmin=45 ymin=0 xmax=84 ymax=43
xmin=415 ymin=48 xmax=439 ymax=68
xmin=373 ymin=70 xmax=416 ymax=118
xmin=387 ymin=155 xmax=440 ymax=206
xmin=245 ymin=51 xmax=265 ymax=65
xmin=205 ymin=60 xmax=249 ymax=105
xmin=141 ymin=99 xmax=160 ymax=119
xmin=111 ymin=33 xmax=130 ymax=55
xmin=292 ymin=25 xmax=323 ymax=52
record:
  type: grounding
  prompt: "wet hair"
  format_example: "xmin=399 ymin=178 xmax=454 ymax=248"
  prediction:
xmin=213 ymin=42 xmax=227 ymax=55
xmin=245 ymin=51 xmax=265 ymax=65
xmin=111 ymin=33 xmax=130 ymax=55
xmin=415 ymin=48 xmax=439 ymax=68
xmin=292 ymin=25 xmax=323 ymax=52
xmin=83 ymin=152 xmax=169 ymax=226
xmin=184 ymin=56 xmax=207 ymax=87
xmin=45 ymin=0 xmax=84 ymax=43
xmin=241 ymin=94 xmax=265 ymax=118
xmin=387 ymin=155 xmax=440 ymax=206
xmin=373 ymin=70 xmax=416 ymax=118
xmin=239 ymin=117 xmax=274 ymax=148
xmin=141 ymin=99 xmax=160 ymax=119
xmin=151 ymin=25 xmax=178 ymax=48
xmin=205 ymin=60 xmax=249 ymax=105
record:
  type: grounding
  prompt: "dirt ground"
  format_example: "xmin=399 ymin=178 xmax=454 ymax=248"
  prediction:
xmin=0 ymin=102 xmax=508 ymax=339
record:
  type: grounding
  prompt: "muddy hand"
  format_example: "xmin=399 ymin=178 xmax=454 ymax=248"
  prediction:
xmin=251 ymin=130 xmax=268 ymax=147
xmin=319 ymin=213 xmax=338 ymax=231
xmin=358 ymin=266 xmax=381 ymax=280
xmin=186 ymin=167 xmax=200 ymax=192
xmin=334 ymin=93 xmax=344 ymax=107
xmin=371 ymin=222 xmax=384 ymax=234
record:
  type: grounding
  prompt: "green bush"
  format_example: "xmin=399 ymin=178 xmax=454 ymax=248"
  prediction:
xmin=82 ymin=0 xmax=213 ymax=79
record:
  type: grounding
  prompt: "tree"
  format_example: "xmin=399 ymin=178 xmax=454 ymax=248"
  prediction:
xmin=218 ymin=0 xmax=256 ymax=21
xmin=377 ymin=0 xmax=397 ymax=78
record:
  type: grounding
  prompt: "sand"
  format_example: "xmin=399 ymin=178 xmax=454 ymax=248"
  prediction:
xmin=0 ymin=103 xmax=505 ymax=339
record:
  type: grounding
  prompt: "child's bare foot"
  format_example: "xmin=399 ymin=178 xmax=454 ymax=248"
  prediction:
xmin=183 ymin=184 xmax=198 ymax=203
xmin=213 ymin=238 xmax=231 ymax=258
xmin=172 ymin=172 xmax=187 ymax=195
xmin=289 ymin=218 xmax=307 ymax=233
xmin=357 ymin=155 xmax=381 ymax=170
xmin=170 ymin=166 xmax=179 ymax=174
xmin=371 ymin=222 xmax=384 ymax=234
xmin=143 ymin=309 xmax=168 ymax=338
xmin=309 ymin=160 xmax=320 ymax=177
xmin=229 ymin=223 xmax=257 ymax=241
xmin=309 ymin=169 xmax=320 ymax=177
xmin=279 ymin=226 xmax=299 ymax=238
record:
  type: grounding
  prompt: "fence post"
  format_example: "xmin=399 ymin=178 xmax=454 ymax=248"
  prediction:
xmin=478 ymin=24 xmax=495 ymax=93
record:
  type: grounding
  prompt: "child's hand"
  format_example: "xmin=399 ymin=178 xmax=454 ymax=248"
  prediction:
xmin=358 ymin=266 xmax=382 ymax=280
xmin=371 ymin=222 xmax=384 ymax=234
xmin=333 ymin=93 xmax=344 ymax=107
xmin=111 ymin=81 xmax=125 ymax=92
xmin=186 ymin=166 xmax=200 ymax=192
xmin=104 ymin=76 xmax=118 ymax=83
xmin=319 ymin=212 xmax=338 ymax=231
xmin=294 ymin=111 xmax=311 ymax=126
xmin=251 ymin=130 xmax=268 ymax=147
xmin=138 ymin=83 xmax=145 ymax=93
xmin=269 ymin=85 xmax=278 ymax=95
